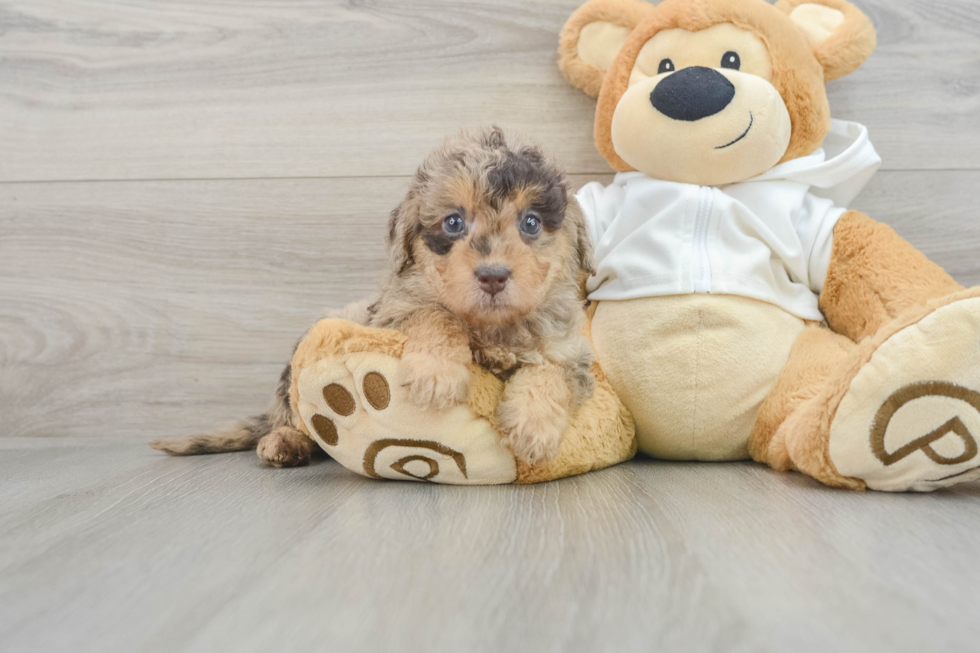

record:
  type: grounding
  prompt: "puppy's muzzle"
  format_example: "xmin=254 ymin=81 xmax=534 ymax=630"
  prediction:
xmin=650 ymin=66 xmax=735 ymax=122
xmin=475 ymin=265 xmax=510 ymax=297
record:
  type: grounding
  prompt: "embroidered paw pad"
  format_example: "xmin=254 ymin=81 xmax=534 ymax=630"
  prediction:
xmin=295 ymin=351 xmax=518 ymax=485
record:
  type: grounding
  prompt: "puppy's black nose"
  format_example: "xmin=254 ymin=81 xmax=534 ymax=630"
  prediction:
xmin=650 ymin=66 xmax=735 ymax=121
xmin=476 ymin=265 xmax=510 ymax=296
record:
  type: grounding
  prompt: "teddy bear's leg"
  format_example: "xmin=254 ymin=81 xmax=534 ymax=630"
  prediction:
xmin=749 ymin=325 xmax=861 ymax=489
xmin=753 ymin=295 xmax=980 ymax=491
xmin=782 ymin=211 xmax=980 ymax=491
xmin=754 ymin=231 xmax=980 ymax=492
xmin=290 ymin=319 xmax=636 ymax=485
xmin=819 ymin=211 xmax=964 ymax=341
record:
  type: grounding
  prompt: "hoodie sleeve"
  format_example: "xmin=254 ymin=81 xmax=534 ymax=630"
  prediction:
xmin=799 ymin=198 xmax=846 ymax=294
xmin=796 ymin=121 xmax=882 ymax=293
xmin=575 ymin=179 xmax=626 ymax=248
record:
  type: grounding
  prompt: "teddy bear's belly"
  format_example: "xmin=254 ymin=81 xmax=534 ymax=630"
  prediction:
xmin=591 ymin=295 xmax=806 ymax=461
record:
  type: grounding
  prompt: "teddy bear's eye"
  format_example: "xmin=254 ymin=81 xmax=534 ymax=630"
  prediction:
xmin=657 ymin=58 xmax=675 ymax=74
xmin=721 ymin=51 xmax=741 ymax=70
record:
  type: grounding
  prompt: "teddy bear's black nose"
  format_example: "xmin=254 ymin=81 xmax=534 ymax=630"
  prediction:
xmin=650 ymin=66 xmax=736 ymax=121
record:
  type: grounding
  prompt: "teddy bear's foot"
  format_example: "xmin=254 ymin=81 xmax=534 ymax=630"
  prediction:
xmin=828 ymin=292 xmax=980 ymax=492
xmin=293 ymin=350 xmax=518 ymax=484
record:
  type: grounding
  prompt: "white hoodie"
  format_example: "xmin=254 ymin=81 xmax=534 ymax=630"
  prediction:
xmin=575 ymin=119 xmax=882 ymax=321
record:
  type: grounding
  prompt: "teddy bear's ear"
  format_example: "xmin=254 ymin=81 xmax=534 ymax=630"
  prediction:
xmin=558 ymin=0 xmax=654 ymax=98
xmin=775 ymin=0 xmax=877 ymax=81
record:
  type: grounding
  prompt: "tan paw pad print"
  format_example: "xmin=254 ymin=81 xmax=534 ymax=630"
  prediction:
xmin=831 ymin=297 xmax=980 ymax=491
xmin=295 ymin=351 xmax=518 ymax=485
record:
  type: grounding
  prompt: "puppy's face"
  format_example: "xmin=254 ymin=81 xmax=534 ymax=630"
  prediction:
xmin=389 ymin=129 xmax=591 ymax=326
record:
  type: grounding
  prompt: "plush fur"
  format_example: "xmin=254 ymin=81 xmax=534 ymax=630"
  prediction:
xmin=820 ymin=211 xmax=964 ymax=341
xmin=758 ymin=286 xmax=980 ymax=490
xmin=751 ymin=211 xmax=966 ymax=478
xmin=774 ymin=0 xmax=876 ymax=82
xmin=558 ymin=0 xmax=655 ymax=98
xmin=748 ymin=324 xmax=855 ymax=477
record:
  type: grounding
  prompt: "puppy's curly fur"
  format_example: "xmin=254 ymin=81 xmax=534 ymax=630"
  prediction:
xmin=151 ymin=127 xmax=595 ymax=467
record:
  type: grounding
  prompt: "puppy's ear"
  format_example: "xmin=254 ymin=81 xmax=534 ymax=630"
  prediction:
xmin=386 ymin=188 xmax=421 ymax=274
xmin=776 ymin=0 xmax=876 ymax=81
xmin=565 ymin=197 xmax=595 ymax=282
xmin=558 ymin=0 xmax=654 ymax=98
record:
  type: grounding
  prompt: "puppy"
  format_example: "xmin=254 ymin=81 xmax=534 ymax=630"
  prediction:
xmin=151 ymin=127 xmax=595 ymax=467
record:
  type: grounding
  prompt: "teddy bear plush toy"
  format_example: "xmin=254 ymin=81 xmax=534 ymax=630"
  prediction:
xmin=558 ymin=0 xmax=980 ymax=491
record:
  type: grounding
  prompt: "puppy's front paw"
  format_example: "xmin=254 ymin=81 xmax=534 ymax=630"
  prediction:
xmin=398 ymin=353 xmax=471 ymax=409
xmin=496 ymin=396 xmax=568 ymax=466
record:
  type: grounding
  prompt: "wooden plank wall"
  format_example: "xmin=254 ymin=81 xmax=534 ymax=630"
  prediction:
xmin=2 ymin=0 xmax=979 ymax=439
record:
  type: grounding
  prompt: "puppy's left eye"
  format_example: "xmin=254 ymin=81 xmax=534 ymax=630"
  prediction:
xmin=443 ymin=212 xmax=465 ymax=235
xmin=519 ymin=211 xmax=543 ymax=237
xmin=721 ymin=51 xmax=740 ymax=70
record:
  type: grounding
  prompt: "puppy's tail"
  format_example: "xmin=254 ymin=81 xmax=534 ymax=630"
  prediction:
xmin=149 ymin=363 xmax=294 ymax=456
xmin=149 ymin=300 xmax=371 ymax=457
xmin=148 ymin=414 xmax=275 ymax=455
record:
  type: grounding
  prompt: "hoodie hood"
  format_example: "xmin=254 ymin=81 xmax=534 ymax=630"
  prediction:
xmin=746 ymin=119 xmax=881 ymax=205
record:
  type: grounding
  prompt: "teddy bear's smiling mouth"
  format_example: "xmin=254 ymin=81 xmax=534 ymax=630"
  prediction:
xmin=715 ymin=113 xmax=754 ymax=149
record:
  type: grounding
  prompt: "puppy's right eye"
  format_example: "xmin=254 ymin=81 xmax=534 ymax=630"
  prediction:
xmin=658 ymin=59 xmax=675 ymax=74
xmin=519 ymin=211 xmax=543 ymax=237
xmin=443 ymin=213 xmax=465 ymax=236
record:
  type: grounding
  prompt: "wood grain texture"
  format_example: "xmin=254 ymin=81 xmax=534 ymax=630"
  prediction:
xmin=0 ymin=176 xmax=392 ymax=440
xmin=1 ymin=0 xmax=979 ymax=182
xmin=2 ymin=1 xmax=979 ymax=649
xmin=3 ymin=172 xmax=980 ymax=441
xmin=0 ymin=438 xmax=978 ymax=653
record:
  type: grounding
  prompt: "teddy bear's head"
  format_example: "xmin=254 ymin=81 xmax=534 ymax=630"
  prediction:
xmin=559 ymin=0 xmax=876 ymax=186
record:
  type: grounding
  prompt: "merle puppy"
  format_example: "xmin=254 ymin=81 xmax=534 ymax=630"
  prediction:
xmin=151 ymin=127 xmax=595 ymax=467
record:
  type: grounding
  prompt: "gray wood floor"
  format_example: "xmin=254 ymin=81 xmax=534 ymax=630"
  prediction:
xmin=2 ymin=0 xmax=980 ymax=651
xmin=3 ymin=437 xmax=980 ymax=653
